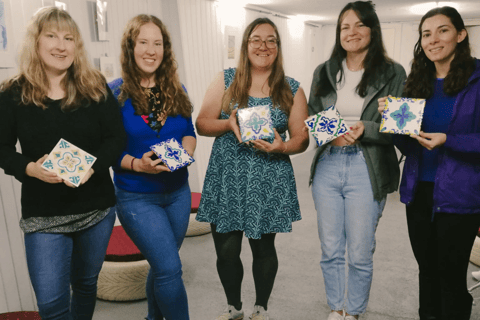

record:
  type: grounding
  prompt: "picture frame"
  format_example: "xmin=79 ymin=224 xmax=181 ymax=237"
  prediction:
xmin=0 ymin=0 xmax=14 ymax=68
xmin=96 ymin=0 xmax=109 ymax=41
xmin=100 ymin=56 xmax=115 ymax=82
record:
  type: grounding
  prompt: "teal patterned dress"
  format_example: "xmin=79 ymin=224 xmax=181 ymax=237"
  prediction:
xmin=196 ymin=68 xmax=302 ymax=239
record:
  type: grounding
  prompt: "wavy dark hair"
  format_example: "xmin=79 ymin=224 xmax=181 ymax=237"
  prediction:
xmin=316 ymin=1 xmax=392 ymax=98
xmin=403 ymin=6 xmax=474 ymax=99
xmin=221 ymin=17 xmax=293 ymax=115
xmin=118 ymin=14 xmax=192 ymax=117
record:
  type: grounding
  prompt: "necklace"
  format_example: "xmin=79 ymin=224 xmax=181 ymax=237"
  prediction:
xmin=346 ymin=60 xmax=363 ymax=72
xmin=143 ymin=87 xmax=167 ymax=132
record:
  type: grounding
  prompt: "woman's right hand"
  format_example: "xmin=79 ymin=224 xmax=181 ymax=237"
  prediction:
xmin=25 ymin=154 xmax=63 ymax=184
xmin=133 ymin=151 xmax=171 ymax=174
xmin=377 ymin=96 xmax=388 ymax=115
xmin=228 ymin=108 xmax=243 ymax=143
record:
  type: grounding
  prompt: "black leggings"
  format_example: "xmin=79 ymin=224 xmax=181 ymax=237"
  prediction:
xmin=211 ymin=224 xmax=278 ymax=310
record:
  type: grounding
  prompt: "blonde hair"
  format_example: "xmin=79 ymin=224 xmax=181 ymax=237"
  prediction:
xmin=0 ymin=7 xmax=107 ymax=110
xmin=221 ymin=17 xmax=293 ymax=115
xmin=118 ymin=14 xmax=192 ymax=117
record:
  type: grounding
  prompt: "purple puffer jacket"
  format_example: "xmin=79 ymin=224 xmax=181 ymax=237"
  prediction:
xmin=395 ymin=59 xmax=480 ymax=214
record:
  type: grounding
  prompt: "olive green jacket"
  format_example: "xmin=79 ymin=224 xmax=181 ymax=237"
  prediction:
xmin=308 ymin=58 xmax=406 ymax=201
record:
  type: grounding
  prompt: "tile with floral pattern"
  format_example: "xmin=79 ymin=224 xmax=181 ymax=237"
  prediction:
xmin=150 ymin=138 xmax=194 ymax=171
xmin=380 ymin=97 xmax=426 ymax=135
xmin=237 ymin=105 xmax=275 ymax=142
xmin=41 ymin=139 xmax=97 ymax=187
xmin=305 ymin=105 xmax=349 ymax=147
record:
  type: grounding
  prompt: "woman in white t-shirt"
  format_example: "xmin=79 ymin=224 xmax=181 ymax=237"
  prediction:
xmin=307 ymin=2 xmax=406 ymax=319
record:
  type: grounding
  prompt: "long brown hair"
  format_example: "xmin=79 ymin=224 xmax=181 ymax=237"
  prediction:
xmin=316 ymin=1 xmax=393 ymax=98
xmin=118 ymin=14 xmax=192 ymax=117
xmin=221 ymin=17 xmax=293 ymax=115
xmin=403 ymin=6 xmax=475 ymax=98
xmin=0 ymin=7 xmax=107 ymax=110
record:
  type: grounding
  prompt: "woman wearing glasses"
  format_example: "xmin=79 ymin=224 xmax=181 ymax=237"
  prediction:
xmin=196 ymin=17 xmax=309 ymax=320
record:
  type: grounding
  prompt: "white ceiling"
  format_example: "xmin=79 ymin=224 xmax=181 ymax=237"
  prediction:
xmin=243 ymin=0 xmax=480 ymax=24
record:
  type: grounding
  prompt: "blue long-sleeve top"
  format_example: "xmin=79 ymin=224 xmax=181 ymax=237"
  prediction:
xmin=109 ymin=78 xmax=196 ymax=194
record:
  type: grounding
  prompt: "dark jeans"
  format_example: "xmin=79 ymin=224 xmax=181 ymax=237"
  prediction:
xmin=25 ymin=207 xmax=116 ymax=320
xmin=406 ymin=182 xmax=480 ymax=320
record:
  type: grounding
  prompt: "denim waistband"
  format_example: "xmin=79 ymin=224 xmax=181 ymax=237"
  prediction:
xmin=326 ymin=144 xmax=362 ymax=154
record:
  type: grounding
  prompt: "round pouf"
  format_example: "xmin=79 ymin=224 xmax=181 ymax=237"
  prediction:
xmin=0 ymin=312 xmax=41 ymax=320
xmin=186 ymin=192 xmax=211 ymax=237
xmin=97 ymin=226 xmax=150 ymax=301
xmin=470 ymin=235 xmax=480 ymax=266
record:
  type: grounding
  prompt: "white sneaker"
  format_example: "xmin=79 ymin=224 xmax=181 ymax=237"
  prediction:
xmin=249 ymin=305 xmax=269 ymax=320
xmin=472 ymin=270 xmax=480 ymax=281
xmin=216 ymin=305 xmax=244 ymax=320
xmin=327 ymin=311 xmax=344 ymax=320
xmin=344 ymin=316 xmax=358 ymax=320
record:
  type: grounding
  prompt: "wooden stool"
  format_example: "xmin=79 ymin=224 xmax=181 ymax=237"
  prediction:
xmin=185 ymin=192 xmax=211 ymax=237
xmin=97 ymin=225 xmax=149 ymax=301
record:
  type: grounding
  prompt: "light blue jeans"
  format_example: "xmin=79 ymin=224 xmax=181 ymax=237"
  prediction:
xmin=311 ymin=145 xmax=385 ymax=316
xmin=115 ymin=182 xmax=191 ymax=320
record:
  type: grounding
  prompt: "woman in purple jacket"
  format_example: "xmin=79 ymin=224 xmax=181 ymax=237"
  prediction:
xmin=379 ymin=6 xmax=480 ymax=320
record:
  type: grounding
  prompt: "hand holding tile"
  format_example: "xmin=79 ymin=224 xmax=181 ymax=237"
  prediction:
xmin=26 ymin=154 xmax=63 ymax=184
xmin=134 ymin=151 xmax=170 ymax=174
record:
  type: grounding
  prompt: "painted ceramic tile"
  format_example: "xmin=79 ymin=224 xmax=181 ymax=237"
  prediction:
xmin=150 ymin=138 xmax=195 ymax=172
xmin=237 ymin=105 xmax=275 ymax=142
xmin=380 ymin=97 xmax=426 ymax=135
xmin=41 ymin=139 xmax=97 ymax=187
xmin=305 ymin=105 xmax=349 ymax=147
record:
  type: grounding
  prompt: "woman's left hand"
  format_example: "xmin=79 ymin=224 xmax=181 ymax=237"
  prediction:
xmin=64 ymin=168 xmax=94 ymax=188
xmin=411 ymin=131 xmax=446 ymax=150
xmin=250 ymin=129 xmax=285 ymax=153
xmin=343 ymin=121 xmax=364 ymax=145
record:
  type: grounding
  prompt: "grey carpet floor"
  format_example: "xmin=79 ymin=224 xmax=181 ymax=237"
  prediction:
xmin=94 ymin=149 xmax=480 ymax=320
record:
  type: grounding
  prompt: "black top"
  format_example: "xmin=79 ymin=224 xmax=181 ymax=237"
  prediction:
xmin=0 ymin=83 xmax=126 ymax=219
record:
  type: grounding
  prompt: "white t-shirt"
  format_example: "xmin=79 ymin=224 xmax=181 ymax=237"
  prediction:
xmin=335 ymin=60 xmax=364 ymax=128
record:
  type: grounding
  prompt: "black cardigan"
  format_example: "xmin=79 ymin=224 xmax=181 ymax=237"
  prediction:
xmin=0 ymin=84 xmax=126 ymax=219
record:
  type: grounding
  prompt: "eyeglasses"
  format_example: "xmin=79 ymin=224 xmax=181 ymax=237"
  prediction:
xmin=248 ymin=37 xmax=278 ymax=49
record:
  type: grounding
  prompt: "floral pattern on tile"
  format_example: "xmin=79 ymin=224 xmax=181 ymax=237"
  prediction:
xmin=41 ymin=138 xmax=97 ymax=187
xmin=150 ymin=138 xmax=195 ymax=172
xmin=237 ymin=105 xmax=275 ymax=142
xmin=305 ymin=105 xmax=349 ymax=147
xmin=380 ymin=97 xmax=426 ymax=135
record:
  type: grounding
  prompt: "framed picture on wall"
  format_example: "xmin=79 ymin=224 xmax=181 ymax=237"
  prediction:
xmin=100 ymin=56 xmax=115 ymax=82
xmin=96 ymin=0 xmax=109 ymax=41
xmin=0 ymin=0 xmax=14 ymax=67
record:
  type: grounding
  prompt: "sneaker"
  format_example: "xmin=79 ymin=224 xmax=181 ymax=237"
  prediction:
xmin=216 ymin=305 xmax=244 ymax=320
xmin=344 ymin=316 xmax=358 ymax=320
xmin=249 ymin=305 xmax=269 ymax=320
xmin=473 ymin=270 xmax=480 ymax=281
xmin=327 ymin=311 xmax=344 ymax=320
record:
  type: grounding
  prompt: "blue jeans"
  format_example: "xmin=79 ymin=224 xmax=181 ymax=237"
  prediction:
xmin=115 ymin=183 xmax=191 ymax=320
xmin=24 ymin=207 xmax=116 ymax=320
xmin=311 ymin=145 xmax=385 ymax=315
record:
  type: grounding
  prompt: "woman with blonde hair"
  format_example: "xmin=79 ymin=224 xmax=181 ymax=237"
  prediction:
xmin=196 ymin=17 xmax=309 ymax=320
xmin=0 ymin=7 xmax=125 ymax=320
xmin=109 ymin=14 xmax=195 ymax=320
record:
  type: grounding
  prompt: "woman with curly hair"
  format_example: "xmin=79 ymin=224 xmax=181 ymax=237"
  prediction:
xmin=196 ymin=17 xmax=309 ymax=320
xmin=308 ymin=1 xmax=406 ymax=319
xmin=109 ymin=14 xmax=195 ymax=320
xmin=379 ymin=6 xmax=480 ymax=320
xmin=0 ymin=7 xmax=125 ymax=320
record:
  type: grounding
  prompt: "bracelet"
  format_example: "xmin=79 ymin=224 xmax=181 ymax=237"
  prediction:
xmin=283 ymin=143 xmax=288 ymax=154
xmin=130 ymin=157 xmax=136 ymax=171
